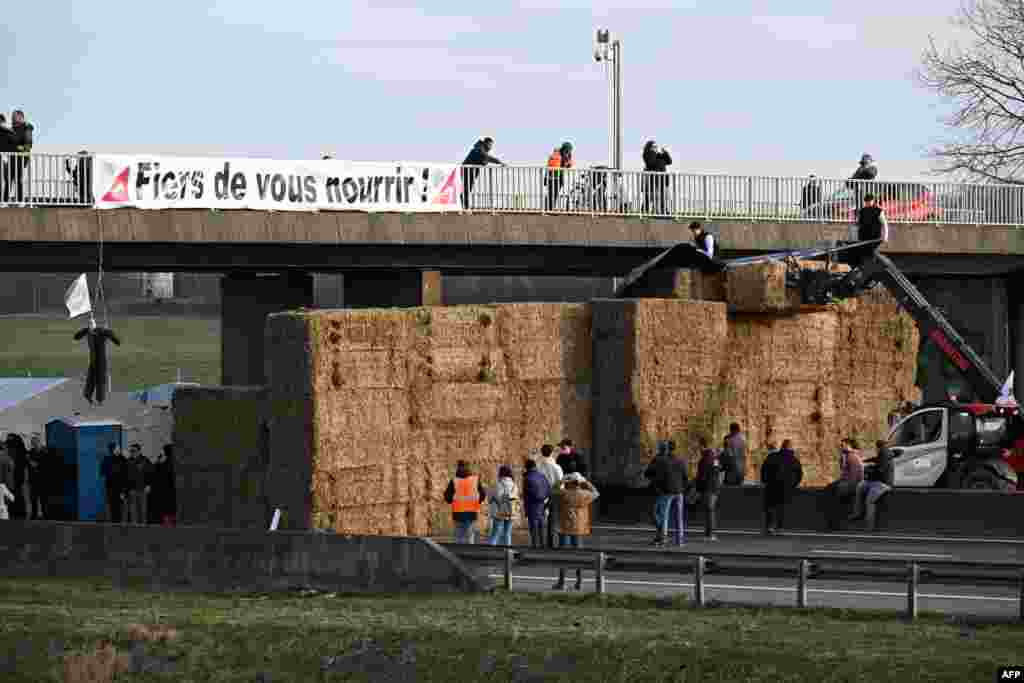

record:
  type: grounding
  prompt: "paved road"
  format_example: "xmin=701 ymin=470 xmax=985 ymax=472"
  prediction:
xmin=440 ymin=525 xmax=1024 ymax=620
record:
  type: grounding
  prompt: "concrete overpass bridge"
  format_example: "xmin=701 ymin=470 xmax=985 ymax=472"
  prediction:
xmin=2 ymin=154 xmax=1023 ymax=398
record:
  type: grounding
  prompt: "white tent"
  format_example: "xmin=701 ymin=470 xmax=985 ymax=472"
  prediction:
xmin=0 ymin=378 xmax=174 ymax=460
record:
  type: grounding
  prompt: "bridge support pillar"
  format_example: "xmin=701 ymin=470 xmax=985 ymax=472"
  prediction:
xmin=343 ymin=270 xmax=443 ymax=308
xmin=221 ymin=272 xmax=314 ymax=386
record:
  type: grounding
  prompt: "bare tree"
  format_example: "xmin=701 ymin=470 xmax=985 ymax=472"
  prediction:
xmin=919 ymin=0 xmax=1024 ymax=183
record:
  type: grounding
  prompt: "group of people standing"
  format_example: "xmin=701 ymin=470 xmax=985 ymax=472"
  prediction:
xmin=443 ymin=439 xmax=600 ymax=589
xmin=99 ymin=443 xmax=177 ymax=526
xmin=0 ymin=434 xmax=60 ymax=521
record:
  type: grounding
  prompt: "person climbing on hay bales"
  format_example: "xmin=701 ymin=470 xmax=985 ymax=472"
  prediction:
xmin=443 ymin=460 xmax=487 ymax=544
xmin=551 ymin=461 xmax=600 ymax=591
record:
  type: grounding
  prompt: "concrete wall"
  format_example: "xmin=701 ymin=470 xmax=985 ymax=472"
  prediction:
xmin=597 ymin=485 xmax=1024 ymax=537
xmin=0 ymin=521 xmax=490 ymax=593
xmin=6 ymin=208 xmax=1024 ymax=258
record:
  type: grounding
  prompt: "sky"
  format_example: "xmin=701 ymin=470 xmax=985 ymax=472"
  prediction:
xmin=1 ymin=0 xmax=970 ymax=180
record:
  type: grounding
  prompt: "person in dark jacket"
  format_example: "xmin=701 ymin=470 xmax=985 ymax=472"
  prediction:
xmin=65 ymin=150 xmax=92 ymax=205
xmin=100 ymin=443 xmax=124 ymax=523
xmin=556 ymin=438 xmax=586 ymax=477
xmin=9 ymin=110 xmax=33 ymax=203
xmin=149 ymin=444 xmax=177 ymax=526
xmin=0 ymin=114 xmax=14 ymax=203
xmin=722 ymin=423 xmax=746 ymax=485
xmin=642 ymin=140 xmax=673 ymax=215
xmin=26 ymin=434 xmax=46 ymax=519
xmin=522 ymin=459 xmax=551 ymax=548
xmin=443 ymin=460 xmax=488 ymax=543
xmin=5 ymin=434 xmax=28 ymax=519
xmin=850 ymin=441 xmax=894 ymax=531
xmin=646 ymin=440 xmax=688 ymax=546
xmin=695 ymin=436 xmax=723 ymax=541
xmin=74 ymin=321 xmax=122 ymax=405
xmin=800 ymin=175 xmax=822 ymax=211
xmin=460 ymin=136 xmax=504 ymax=209
xmin=124 ymin=444 xmax=150 ymax=524
xmin=760 ymin=439 xmax=803 ymax=534
xmin=689 ymin=221 xmax=715 ymax=260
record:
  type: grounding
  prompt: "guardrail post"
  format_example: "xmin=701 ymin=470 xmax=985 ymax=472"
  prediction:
xmin=797 ymin=560 xmax=808 ymax=609
xmin=595 ymin=552 xmax=606 ymax=595
xmin=907 ymin=562 xmax=919 ymax=620
xmin=504 ymin=548 xmax=513 ymax=591
xmin=1018 ymin=571 xmax=1024 ymax=621
xmin=694 ymin=556 xmax=706 ymax=607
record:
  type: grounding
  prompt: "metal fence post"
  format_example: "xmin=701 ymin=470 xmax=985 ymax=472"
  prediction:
xmin=694 ymin=556 xmax=706 ymax=607
xmin=1018 ymin=571 xmax=1024 ymax=621
xmin=504 ymin=548 xmax=513 ymax=590
xmin=701 ymin=176 xmax=709 ymax=220
xmin=595 ymin=552 xmax=606 ymax=595
xmin=907 ymin=562 xmax=919 ymax=620
xmin=746 ymin=176 xmax=753 ymax=218
xmin=797 ymin=560 xmax=808 ymax=608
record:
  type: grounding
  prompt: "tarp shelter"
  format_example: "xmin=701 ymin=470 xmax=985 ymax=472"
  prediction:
xmin=0 ymin=378 xmax=173 ymax=461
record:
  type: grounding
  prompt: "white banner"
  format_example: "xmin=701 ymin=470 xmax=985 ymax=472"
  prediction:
xmin=91 ymin=155 xmax=462 ymax=211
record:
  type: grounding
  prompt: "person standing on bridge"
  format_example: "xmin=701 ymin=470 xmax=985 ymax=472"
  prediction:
xmin=642 ymin=141 xmax=673 ymax=215
xmin=444 ymin=460 xmax=487 ymax=543
xmin=0 ymin=114 xmax=14 ymax=203
xmin=9 ymin=110 xmax=34 ymax=204
xmin=544 ymin=142 xmax=574 ymax=211
xmin=460 ymin=136 xmax=504 ymax=210
xmin=847 ymin=153 xmax=878 ymax=205
xmin=760 ymin=439 xmax=803 ymax=535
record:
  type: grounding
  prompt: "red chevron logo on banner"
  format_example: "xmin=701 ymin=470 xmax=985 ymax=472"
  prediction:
xmin=101 ymin=167 xmax=130 ymax=202
xmin=432 ymin=168 xmax=458 ymax=204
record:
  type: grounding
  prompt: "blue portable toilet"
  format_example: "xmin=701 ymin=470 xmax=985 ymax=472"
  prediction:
xmin=46 ymin=418 xmax=123 ymax=522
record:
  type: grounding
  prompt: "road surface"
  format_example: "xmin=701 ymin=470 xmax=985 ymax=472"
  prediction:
xmin=440 ymin=525 xmax=1024 ymax=620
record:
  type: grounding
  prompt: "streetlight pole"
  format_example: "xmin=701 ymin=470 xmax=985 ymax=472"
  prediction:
xmin=594 ymin=29 xmax=622 ymax=171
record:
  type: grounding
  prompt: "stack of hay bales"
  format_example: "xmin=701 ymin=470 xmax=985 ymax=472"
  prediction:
xmin=266 ymin=303 xmax=594 ymax=538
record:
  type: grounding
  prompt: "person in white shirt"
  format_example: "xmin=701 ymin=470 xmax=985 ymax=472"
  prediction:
xmin=0 ymin=481 xmax=14 ymax=520
xmin=535 ymin=444 xmax=563 ymax=548
xmin=689 ymin=221 xmax=715 ymax=259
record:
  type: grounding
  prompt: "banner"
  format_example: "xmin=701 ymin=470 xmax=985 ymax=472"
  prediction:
xmin=92 ymin=155 xmax=462 ymax=212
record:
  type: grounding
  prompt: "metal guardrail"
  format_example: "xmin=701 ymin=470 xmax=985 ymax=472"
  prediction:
xmin=444 ymin=543 xmax=1024 ymax=620
xmin=0 ymin=152 xmax=92 ymax=207
xmin=2 ymin=152 xmax=1022 ymax=227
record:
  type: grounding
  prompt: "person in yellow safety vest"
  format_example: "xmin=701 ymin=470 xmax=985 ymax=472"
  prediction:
xmin=544 ymin=142 xmax=574 ymax=211
xmin=443 ymin=460 xmax=487 ymax=544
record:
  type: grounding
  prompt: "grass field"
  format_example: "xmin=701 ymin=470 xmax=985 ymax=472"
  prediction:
xmin=1 ymin=577 xmax=1020 ymax=682
xmin=0 ymin=316 xmax=220 ymax=390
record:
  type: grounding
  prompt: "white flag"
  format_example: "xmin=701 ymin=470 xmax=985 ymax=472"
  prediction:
xmin=64 ymin=274 xmax=92 ymax=319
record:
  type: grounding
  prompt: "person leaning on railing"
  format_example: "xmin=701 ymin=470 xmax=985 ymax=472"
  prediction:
xmin=65 ymin=151 xmax=93 ymax=204
xmin=460 ymin=136 xmax=504 ymax=210
xmin=8 ymin=110 xmax=34 ymax=203
xmin=544 ymin=142 xmax=573 ymax=211
xmin=642 ymin=140 xmax=672 ymax=215
xmin=0 ymin=114 xmax=13 ymax=202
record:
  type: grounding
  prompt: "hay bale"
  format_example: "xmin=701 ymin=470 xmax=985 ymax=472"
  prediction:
xmin=727 ymin=262 xmax=788 ymax=312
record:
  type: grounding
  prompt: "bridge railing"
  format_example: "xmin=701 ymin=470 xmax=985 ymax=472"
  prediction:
xmin=1 ymin=151 xmax=1021 ymax=225
xmin=0 ymin=152 xmax=92 ymax=207
xmin=464 ymin=165 xmax=1018 ymax=225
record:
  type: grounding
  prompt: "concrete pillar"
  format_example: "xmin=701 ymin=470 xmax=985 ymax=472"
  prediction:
xmin=343 ymin=270 xmax=442 ymax=308
xmin=1012 ymin=274 xmax=1024 ymax=401
xmin=221 ymin=272 xmax=314 ymax=386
